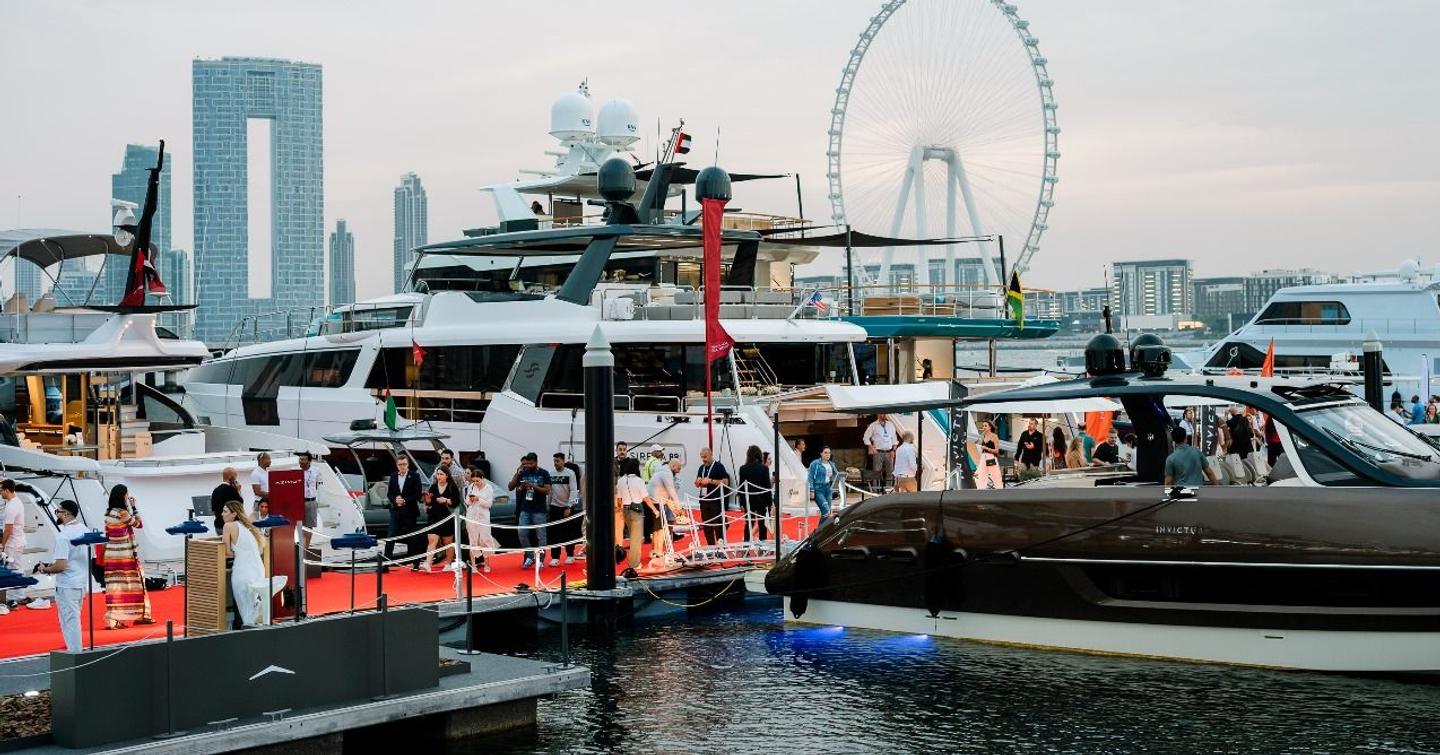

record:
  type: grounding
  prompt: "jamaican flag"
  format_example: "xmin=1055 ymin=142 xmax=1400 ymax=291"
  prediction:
xmin=1007 ymin=270 xmax=1024 ymax=330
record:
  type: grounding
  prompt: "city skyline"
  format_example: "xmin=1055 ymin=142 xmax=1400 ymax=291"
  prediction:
xmin=329 ymin=218 xmax=354 ymax=306
xmin=2 ymin=1 xmax=1436 ymax=302
xmin=392 ymin=173 xmax=426 ymax=294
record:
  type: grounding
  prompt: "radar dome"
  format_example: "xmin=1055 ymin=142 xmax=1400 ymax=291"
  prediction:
xmin=1084 ymin=333 xmax=1127 ymax=377
xmin=596 ymin=98 xmax=640 ymax=148
xmin=598 ymin=158 xmax=636 ymax=202
xmin=549 ymin=88 xmax=594 ymax=142
xmin=1399 ymin=258 xmax=1420 ymax=281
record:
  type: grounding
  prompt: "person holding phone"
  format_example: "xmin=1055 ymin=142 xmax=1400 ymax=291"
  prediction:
xmin=102 ymin=484 xmax=153 ymax=629
xmin=508 ymin=452 xmax=552 ymax=569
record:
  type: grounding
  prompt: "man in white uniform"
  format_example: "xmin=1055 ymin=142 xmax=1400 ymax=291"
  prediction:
xmin=863 ymin=414 xmax=899 ymax=489
xmin=0 ymin=479 xmax=27 ymax=614
xmin=893 ymin=432 xmax=919 ymax=492
xmin=249 ymin=452 xmax=272 ymax=505
xmin=37 ymin=500 xmax=88 ymax=652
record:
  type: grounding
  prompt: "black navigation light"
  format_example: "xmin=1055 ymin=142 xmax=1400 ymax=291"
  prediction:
xmin=1129 ymin=333 xmax=1163 ymax=368
xmin=1084 ymin=333 xmax=1126 ymax=376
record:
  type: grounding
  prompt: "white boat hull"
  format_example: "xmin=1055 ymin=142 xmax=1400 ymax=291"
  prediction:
xmin=786 ymin=598 xmax=1440 ymax=672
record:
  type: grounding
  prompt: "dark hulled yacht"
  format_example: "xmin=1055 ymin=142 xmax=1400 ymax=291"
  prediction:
xmin=766 ymin=335 xmax=1440 ymax=672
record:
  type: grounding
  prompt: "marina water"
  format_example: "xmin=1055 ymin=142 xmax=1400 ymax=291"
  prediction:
xmin=480 ymin=601 xmax=1440 ymax=753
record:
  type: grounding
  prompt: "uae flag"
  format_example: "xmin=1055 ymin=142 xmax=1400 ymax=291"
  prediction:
xmin=382 ymin=388 xmax=398 ymax=431
xmin=674 ymin=131 xmax=692 ymax=155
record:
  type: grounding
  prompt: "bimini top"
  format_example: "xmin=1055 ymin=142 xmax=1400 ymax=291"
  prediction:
xmin=417 ymin=223 xmax=762 ymax=256
xmin=0 ymin=228 xmax=129 ymax=267
xmin=322 ymin=428 xmax=451 ymax=447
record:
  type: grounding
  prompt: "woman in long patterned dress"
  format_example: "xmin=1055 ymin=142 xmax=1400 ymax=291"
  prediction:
xmin=102 ymin=484 xmax=153 ymax=629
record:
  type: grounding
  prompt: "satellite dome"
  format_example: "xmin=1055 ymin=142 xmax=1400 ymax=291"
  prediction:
xmin=1399 ymin=258 xmax=1420 ymax=281
xmin=598 ymin=158 xmax=636 ymax=202
xmin=696 ymin=166 xmax=732 ymax=202
xmin=1128 ymin=333 xmax=1164 ymax=369
xmin=1084 ymin=333 xmax=1127 ymax=377
xmin=596 ymin=98 xmax=640 ymax=148
xmin=549 ymin=88 xmax=594 ymax=142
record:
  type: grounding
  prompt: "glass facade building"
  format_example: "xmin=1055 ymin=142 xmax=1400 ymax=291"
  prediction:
xmin=329 ymin=218 xmax=355 ymax=306
xmin=393 ymin=173 xmax=427 ymax=293
xmin=192 ymin=57 xmax=323 ymax=343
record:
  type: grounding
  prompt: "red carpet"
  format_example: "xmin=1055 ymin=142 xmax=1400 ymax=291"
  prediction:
xmin=0 ymin=512 xmax=812 ymax=660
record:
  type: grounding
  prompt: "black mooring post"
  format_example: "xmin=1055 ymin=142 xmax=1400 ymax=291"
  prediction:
xmin=374 ymin=551 xmax=384 ymax=613
xmin=561 ymin=572 xmax=570 ymax=668
xmin=773 ymin=406 xmax=782 ymax=563
xmin=584 ymin=326 xmax=617 ymax=591
xmin=1363 ymin=331 xmax=1384 ymax=412
xmin=293 ymin=531 xmax=303 ymax=622
xmin=458 ymin=556 xmax=479 ymax=656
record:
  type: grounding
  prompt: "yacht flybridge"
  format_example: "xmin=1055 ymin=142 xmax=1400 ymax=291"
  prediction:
xmin=767 ymin=334 xmax=1440 ymax=672
xmin=1191 ymin=260 xmax=1440 ymax=398
xmin=0 ymin=224 xmax=364 ymax=590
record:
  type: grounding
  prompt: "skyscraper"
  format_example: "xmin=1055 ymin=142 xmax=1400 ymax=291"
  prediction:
xmin=1108 ymin=259 xmax=1193 ymax=317
xmin=393 ymin=173 xmax=427 ymax=293
xmin=329 ymin=219 xmax=355 ymax=306
xmin=192 ymin=57 xmax=323 ymax=343
xmin=106 ymin=143 xmax=172 ymax=303
xmin=14 ymin=259 xmax=44 ymax=305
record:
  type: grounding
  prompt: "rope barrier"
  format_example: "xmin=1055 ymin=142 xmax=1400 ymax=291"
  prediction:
xmin=0 ymin=623 xmax=170 ymax=678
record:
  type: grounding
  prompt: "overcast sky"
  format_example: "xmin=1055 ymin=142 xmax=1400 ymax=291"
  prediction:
xmin=2 ymin=0 xmax=1437 ymax=298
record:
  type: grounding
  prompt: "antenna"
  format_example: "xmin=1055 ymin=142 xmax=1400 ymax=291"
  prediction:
xmin=713 ymin=125 xmax=720 ymax=165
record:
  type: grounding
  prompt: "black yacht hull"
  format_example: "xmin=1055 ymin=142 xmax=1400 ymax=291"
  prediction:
xmin=765 ymin=487 xmax=1440 ymax=671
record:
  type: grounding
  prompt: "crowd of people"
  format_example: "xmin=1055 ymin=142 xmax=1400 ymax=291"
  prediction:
xmin=1388 ymin=392 xmax=1439 ymax=426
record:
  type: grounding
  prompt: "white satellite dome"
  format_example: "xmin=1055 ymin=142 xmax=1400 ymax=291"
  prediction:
xmin=549 ymin=87 xmax=594 ymax=142
xmin=1398 ymin=258 xmax=1420 ymax=281
xmin=596 ymin=98 xmax=640 ymax=148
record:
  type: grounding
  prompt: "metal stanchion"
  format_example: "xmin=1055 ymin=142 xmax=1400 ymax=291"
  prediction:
xmin=560 ymin=572 xmax=570 ymax=668
xmin=153 ymin=620 xmax=185 ymax=739
xmin=332 ymin=532 xmax=377 ymax=615
xmin=70 ymin=530 xmax=106 ymax=650
xmin=373 ymin=593 xmax=393 ymax=701
xmin=457 ymin=546 xmax=480 ymax=656
xmin=374 ymin=551 xmax=385 ymax=613
xmin=253 ymin=515 xmax=289 ymax=625
xmin=166 ymin=516 xmax=207 ymax=636
xmin=772 ymin=407 xmax=782 ymax=564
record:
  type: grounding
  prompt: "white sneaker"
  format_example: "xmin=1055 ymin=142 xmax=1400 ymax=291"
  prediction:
xmin=564 ymin=556 xmax=575 ymax=565
xmin=27 ymin=598 xmax=51 ymax=610
xmin=547 ymin=558 xmax=559 ymax=567
xmin=0 ymin=603 xmax=9 ymax=615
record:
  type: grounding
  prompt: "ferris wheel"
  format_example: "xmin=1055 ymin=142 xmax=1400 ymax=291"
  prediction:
xmin=826 ymin=0 xmax=1058 ymax=289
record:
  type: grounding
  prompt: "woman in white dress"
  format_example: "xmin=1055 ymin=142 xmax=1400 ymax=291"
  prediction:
xmin=221 ymin=500 xmax=268 ymax=627
xmin=463 ymin=467 xmax=500 ymax=573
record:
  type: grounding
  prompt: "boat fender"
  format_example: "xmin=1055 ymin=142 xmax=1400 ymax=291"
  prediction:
xmin=789 ymin=543 xmax=823 ymax=619
xmin=924 ymin=534 xmax=950 ymax=618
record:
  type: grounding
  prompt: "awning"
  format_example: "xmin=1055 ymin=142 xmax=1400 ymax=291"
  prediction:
xmin=766 ymin=230 xmax=992 ymax=248
xmin=0 ymin=228 xmax=129 ymax=267
xmin=322 ymin=428 xmax=451 ymax=446
xmin=965 ymin=397 xmax=1123 ymax=414
xmin=824 ymin=381 xmax=965 ymax=413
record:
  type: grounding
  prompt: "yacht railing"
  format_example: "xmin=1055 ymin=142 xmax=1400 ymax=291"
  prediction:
xmin=220 ymin=304 xmax=423 ymax=350
xmin=1245 ymin=318 xmax=1440 ymax=336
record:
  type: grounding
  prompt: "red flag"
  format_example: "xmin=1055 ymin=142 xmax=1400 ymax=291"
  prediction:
xmin=701 ymin=196 xmax=734 ymax=447
xmin=1085 ymin=411 xmax=1114 ymax=451
xmin=412 ymin=339 xmax=426 ymax=367
xmin=701 ymin=197 xmax=734 ymax=361
xmin=120 ymin=246 xmax=167 ymax=306
xmin=1259 ymin=338 xmax=1275 ymax=378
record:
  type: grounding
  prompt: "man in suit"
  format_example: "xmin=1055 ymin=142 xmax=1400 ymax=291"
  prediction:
xmin=693 ymin=447 xmax=731 ymax=546
xmin=210 ymin=467 xmax=244 ymax=534
xmin=384 ymin=455 xmax=424 ymax=566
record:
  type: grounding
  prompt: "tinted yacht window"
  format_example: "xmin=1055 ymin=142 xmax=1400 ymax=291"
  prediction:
xmin=1255 ymin=301 xmax=1350 ymax=325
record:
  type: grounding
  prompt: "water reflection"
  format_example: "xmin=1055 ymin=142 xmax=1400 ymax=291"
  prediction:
xmin=479 ymin=603 xmax=1440 ymax=754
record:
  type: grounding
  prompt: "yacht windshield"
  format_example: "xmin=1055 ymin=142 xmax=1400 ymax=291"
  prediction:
xmin=1297 ymin=403 xmax=1439 ymax=463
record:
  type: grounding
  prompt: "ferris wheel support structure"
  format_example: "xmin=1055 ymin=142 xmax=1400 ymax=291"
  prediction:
xmin=826 ymin=0 xmax=1059 ymax=289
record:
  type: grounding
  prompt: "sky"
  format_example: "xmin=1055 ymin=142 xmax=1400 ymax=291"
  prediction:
xmin=1 ymin=0 xmax=1437 ymax=299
